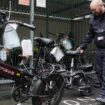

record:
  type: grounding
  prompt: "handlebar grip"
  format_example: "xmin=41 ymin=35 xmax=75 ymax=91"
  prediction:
xmin=3 ymin=20 xmax=36 ymax=31
xmin=17 ymin=21 xmax=36 ymax=31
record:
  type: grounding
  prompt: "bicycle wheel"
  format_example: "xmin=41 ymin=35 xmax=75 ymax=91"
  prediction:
xmin=79 ymin=76 xmax=94 ymax=96
xmin=32 ymin=74 xmax=64 ymax=105
xmin=12 ymin=85 xmax=30 ymax=102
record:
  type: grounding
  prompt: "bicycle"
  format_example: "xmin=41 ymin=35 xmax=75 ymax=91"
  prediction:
xmin=0 ymin=34 xmax=64 ymax=105
xmin=0 ymin=12 xmax=65 ymax=105
xmin=32 ymin=36 xmax=94 ymax=96
xmin=31 ymin=37 xmax=65 ymax=105
xmin=33 ymin=36 xmax=94 ymax=96
xmin=50 ymin=43 xmax=94 ymax=96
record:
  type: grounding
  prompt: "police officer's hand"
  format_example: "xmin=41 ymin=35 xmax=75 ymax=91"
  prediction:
xmin=76 ymin=47 xmax=84 ymax=54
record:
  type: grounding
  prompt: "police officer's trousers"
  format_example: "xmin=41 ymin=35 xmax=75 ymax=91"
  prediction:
xmin=96 ymin=48 xmax=105 ymax=96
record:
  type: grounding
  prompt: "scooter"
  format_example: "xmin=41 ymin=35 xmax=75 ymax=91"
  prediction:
xmin=0 ymin=13 xmax=65 ymax=105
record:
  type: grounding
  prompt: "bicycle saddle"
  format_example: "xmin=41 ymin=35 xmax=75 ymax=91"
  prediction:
xmin=34 ymin=37 xmax=54 ymax=47
xmin=79 ymin=64 xmax=93 ymax=72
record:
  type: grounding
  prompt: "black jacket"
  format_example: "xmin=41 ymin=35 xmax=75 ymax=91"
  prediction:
xmin=80 ymin=12 xmax=105 ymax=49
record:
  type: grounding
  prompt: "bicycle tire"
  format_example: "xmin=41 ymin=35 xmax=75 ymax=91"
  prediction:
xmin=79 ymin=76 xmax=94 ymax=96
xmin=12 ymin=85 xmax=30 ymax=102
xmin=32 ymin=74 xmax=64 ymax=105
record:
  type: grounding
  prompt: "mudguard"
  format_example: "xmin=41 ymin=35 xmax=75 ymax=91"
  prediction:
xmin=31 ymin=79 xmax=42 ymax=95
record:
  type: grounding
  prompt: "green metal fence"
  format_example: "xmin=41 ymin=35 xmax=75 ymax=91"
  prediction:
xmin=0 ymin=0 xmax=96 ymax=58
xmin=0 ymin=0 xmax=96 ymax=83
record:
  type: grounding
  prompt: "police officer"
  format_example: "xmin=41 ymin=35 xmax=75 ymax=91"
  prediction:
xmin=77 ymin=0 xmax=105 ymax=103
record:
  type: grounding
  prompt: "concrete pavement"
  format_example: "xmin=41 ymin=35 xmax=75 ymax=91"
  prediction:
xmin=0 ymin=84 xmax=103 ymax=105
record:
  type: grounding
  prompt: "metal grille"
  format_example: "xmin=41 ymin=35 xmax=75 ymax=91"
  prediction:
xmin=0 ymin=0 xmax=95 ymax=84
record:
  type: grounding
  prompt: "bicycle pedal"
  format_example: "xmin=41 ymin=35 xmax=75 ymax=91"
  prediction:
xmin=65 ymin=83 xmax=72 ymax=89
xmin=78 ymin=86 xmax=91 ymax=91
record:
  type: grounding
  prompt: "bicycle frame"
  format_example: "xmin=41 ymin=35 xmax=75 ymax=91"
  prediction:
xmin=0 ymin=20 xmax=35 ymax=83
xmin=0 ymin=60 xmax=32 ymax=83
xmin=0 ymin=33 xmax=65 ymax=105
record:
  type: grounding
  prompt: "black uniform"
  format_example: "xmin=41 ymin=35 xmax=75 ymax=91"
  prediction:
xmin=80 ymin=12 xmax=105 ymax=97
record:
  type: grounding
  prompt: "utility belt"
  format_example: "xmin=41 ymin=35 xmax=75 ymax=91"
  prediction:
xmin=96 ymin=45 xmax=105 ymax=50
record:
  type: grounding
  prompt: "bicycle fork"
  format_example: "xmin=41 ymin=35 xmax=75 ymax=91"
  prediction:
xmin=66 ymin=58 xmax=74 ymax=88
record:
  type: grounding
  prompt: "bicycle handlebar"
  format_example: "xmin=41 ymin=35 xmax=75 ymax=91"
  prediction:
xmin=2 ymin=20 xmax=36 ymax=31
xmin=66 ymin=50 xmax=80 ymax=56
xmin=16 ymin=21 xmax=35 ymax=31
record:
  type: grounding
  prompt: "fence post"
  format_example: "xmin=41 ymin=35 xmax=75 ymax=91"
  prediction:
xmin=30 ymin=0 xmax=34 ymax=67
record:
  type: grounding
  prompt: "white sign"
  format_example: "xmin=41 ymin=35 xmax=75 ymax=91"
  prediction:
xmin=36 ymin=0 xmax=46 ymax=8
xmin=21 ymin=39 xmax=33 ymax=56
xmin=50 ymin=46 xmax=64 ymax=62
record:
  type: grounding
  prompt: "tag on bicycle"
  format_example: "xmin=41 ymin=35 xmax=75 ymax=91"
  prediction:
xmin=21 ymin=39 xmax=33 ymax=56
xmin=50 ymin=46 xmax=64 ymax=62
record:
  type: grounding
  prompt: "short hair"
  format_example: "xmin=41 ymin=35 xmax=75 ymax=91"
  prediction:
xmin=90 ymin=0 xmax=104 ymax=7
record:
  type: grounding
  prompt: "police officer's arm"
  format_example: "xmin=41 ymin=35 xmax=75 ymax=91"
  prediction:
xmin=77 ymin=23 xmax=95 ymax=53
